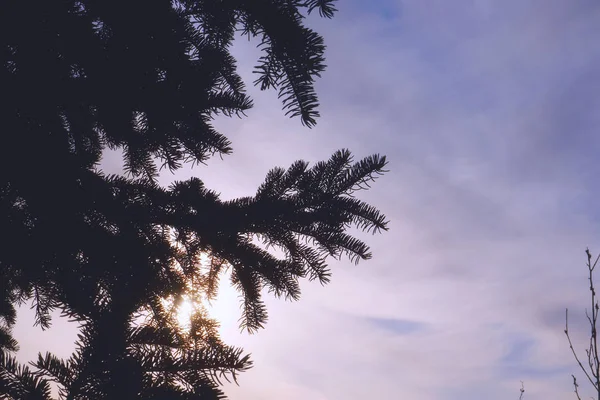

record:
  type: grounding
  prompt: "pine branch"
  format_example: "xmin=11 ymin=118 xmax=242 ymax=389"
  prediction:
xmin=0 ymin=327 xmax=18 ymax=353
xmin=0 ymin=2 xmax=387 ymax=398
xmin=0 ymin=350 xmax=53 ymax=400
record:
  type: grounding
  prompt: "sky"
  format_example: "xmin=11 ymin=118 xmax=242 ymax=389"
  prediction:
xmin=12 ymin=0 xmax=600 ymax=399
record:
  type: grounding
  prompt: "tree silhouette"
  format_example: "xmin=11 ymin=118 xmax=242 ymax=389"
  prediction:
xmin=0 ymin=1 xmax=389 ymax=398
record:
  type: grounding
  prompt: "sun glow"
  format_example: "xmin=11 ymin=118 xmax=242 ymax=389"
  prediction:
xmin=176 ymin=296 xmax=195 ymax=330
xmin=170 ymin=286 xmax=238 ymax=334
xmin=157 ymin=249 xmax=239 ymax=333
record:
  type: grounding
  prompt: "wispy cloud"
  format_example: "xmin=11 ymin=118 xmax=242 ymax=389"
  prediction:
xmin=207 ymin=1 xmax=600 ymax=399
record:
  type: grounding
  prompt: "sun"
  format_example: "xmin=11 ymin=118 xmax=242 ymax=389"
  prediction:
xmin=176 ymin=296 xmax=195 ymax=330
xmin=160 ymin=252 xmax=240 ymax=332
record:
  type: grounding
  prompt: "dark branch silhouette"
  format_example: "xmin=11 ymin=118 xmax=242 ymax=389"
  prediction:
xmin=565 ymin=249 xmax=600 ymax=400
xmin=0 ymin=1 xmax=390 ymax=398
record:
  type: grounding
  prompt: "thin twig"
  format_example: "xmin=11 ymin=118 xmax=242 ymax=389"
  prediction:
xmin=566 ymin=308 xmax=597 ymax=389
xmin=587 ymin=248 xmax=600 ymax=399
xmin=572 ymin=375 xmax=582 ymax=400
xmin=566 ymin=249 xmax=600 ymax=399
xmin=519 ymin=381 xmax=525 ymax=400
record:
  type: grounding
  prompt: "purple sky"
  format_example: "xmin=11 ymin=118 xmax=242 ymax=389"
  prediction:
xmin=13 ymin=0 xmax=600 ymax=398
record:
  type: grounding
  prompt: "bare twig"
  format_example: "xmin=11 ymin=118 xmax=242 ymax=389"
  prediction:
xmin=572 ymin=375 xmax=582 ymax=400
xmin=566 ymin=309 xmax=596 ymax=389
xmin=565 ymin=248 xmax=600 ymax=399
xmin=519 ymin=381 xmax=525 ymax=400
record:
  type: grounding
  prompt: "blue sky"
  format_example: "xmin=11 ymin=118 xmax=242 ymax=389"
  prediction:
xmin=12 ymin=0 xmax=600 ymax=398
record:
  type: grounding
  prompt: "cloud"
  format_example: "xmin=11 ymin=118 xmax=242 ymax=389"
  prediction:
xmin=364 ymin=317 xmax=426 ymax=335
xmin=209 ymin=1 xmax=600 ymax=399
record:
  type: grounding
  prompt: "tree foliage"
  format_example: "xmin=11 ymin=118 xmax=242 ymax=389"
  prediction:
xmin=0 ymin=0 xmax=389 ymax=398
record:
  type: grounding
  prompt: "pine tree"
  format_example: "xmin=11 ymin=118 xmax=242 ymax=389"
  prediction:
xmin=0 ymin=1 xmax=389 ymax=398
